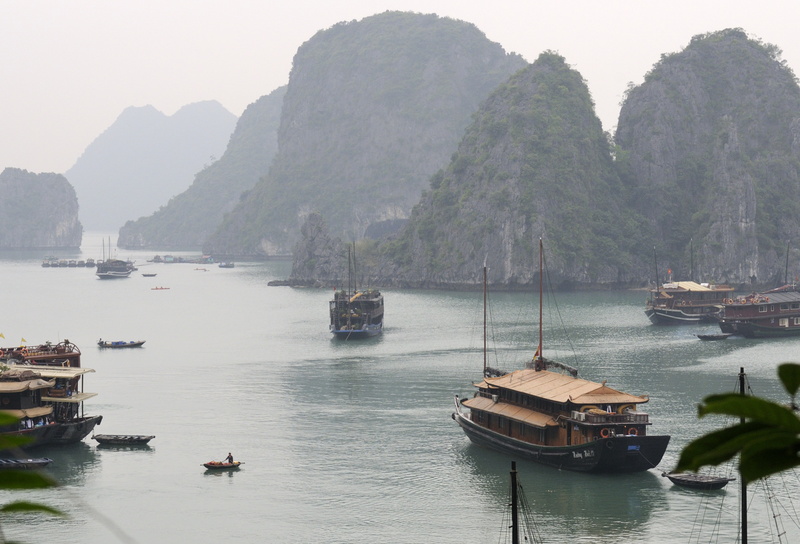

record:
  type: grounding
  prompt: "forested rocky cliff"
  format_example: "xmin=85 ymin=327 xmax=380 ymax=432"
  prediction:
xmin=290 ymin=53 xmax=646 ymax=288
xmin=289 ymin=28 xmax=800 ymax=289
xmin=615 ymin=28 xmax=800 ymax=286
xmin=117 ymin=87 xmax=286 ymax=250
xmin=0 ymin=168 xmax=82 ymax=248
xmin=203 ymin=11 xmax=526 ymax=257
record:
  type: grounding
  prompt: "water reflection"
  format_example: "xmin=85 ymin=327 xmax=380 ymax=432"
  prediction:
xmin=454 ymin=442 xmax=667 ymax=539
xmin=36 ymin=442 xmax=99 ymax=487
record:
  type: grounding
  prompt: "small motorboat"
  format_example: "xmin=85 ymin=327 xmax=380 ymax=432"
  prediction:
xmin=662 ymin=472 xmax=735 ymax=490
xmin=92 ymin=434 xmax=155 ymax=445
xmin=142 ymin=273 xmax=157 ymax=277
xmin=151 ymin=287 xmax=170 ymax=290
xmin=97 ymin=339 xmax=146 ymax=348
xmin=697 ymin=333 xmax=732 ymax=341
xmin=203 ymin=461 xmax=243 ymax=470
xmin=0 ymin=458 xmax=53 ymax=469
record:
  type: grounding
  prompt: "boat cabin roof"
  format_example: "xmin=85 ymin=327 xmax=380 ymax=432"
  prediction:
xmin=462 ymin=396 xmax=558 ymax=428
xmin=657 ymin=281 xmax=732 ymax=293
xmin=479 ymin=368 xmax=648 ymax=405
xmin=730 ymin=290 xmax=800 ymax=305
xmin=4 ymin=364 xmax=94 ymax=380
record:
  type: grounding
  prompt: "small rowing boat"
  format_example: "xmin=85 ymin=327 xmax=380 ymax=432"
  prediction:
xmin=662 ymin=471 xmax=735 ymax=490
xmin=93 ymin=434 xmax=155 ymax=445
xmin=696 ymin=333 xmax=732 ymax=341
xmin=97 ymin=339 xmax=146 ymax=348
xmin=203 ymin=461 xmax=242 ymax=470
xmin=0 ymin=458 xmax=53 ymax=469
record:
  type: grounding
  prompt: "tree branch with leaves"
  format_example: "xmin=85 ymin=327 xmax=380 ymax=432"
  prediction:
xmin=676 ymin=362 xmax=800 ymax=483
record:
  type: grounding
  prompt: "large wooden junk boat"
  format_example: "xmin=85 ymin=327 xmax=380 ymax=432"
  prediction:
xmin=329 ymin=244 xmax=384 ymax=339
xmin=0 ymin=340 xmax=102 ymax=448
xmin=452 ymin=240 xmax=670 ymax=473
xmin=717 ymin=285 xmax=800 ymax=338
xmin=644 ymin=281 xmax=734 ymax=325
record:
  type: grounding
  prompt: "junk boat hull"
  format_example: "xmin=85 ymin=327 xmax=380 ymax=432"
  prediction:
xmin=6 ymin=416 xmax=103 ymax=448
xmin=453 ymin=399 xmax=668 ymax=473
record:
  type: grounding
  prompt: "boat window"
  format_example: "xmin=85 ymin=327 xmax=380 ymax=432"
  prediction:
xmin=794 ymin=317 xmax=800 ymax=326
xmin=793 ymin=303 xmax=800 ymax=310
xmin=779 ymin=318 xmax=789 ymax=327
xmin=781 ymin=303 xmax=789 ymax=310
xmin=759 ymin=305 xmax=768 ymax=313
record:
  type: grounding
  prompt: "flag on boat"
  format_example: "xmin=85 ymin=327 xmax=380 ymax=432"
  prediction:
xmin=20 ymin=337 xmax=26 ymax=343
xmin=0 ymin=333 xmax=4 ymax=338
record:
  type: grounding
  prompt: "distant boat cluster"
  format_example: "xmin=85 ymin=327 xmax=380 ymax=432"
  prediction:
xmin=41 ymin=257 xmax=96 ymax=268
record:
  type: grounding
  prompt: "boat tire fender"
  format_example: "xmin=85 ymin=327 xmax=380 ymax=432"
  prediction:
xmin=600 ymin=428 xmax=611 ymax=439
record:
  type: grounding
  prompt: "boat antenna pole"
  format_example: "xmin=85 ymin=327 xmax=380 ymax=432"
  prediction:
xmin=653 ymin=246 xmax=659 ymax=287
xmin=483 ymin=257 xmax=487 ymax=375
xmin=785 ymin=241 xmax=790 ymax=286
xmin=690 ymin=238 xmax=694 ymax=282
xmin=740 ymin=366 xmax=748 ymax=544
xmin=535 ymin=237 xmax=544 ymax=370
xmin=511 ymin=461 xmax=520 ymax=544
xmin=355 ymin=241 xmax=359 ymax=293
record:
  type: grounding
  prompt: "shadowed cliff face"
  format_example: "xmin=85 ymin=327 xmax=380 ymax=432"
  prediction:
xmin=615 ymin=28 xmax=800 ymax=285
xmin=0 ymin=168 xmax=82 ymax=248
xmin=204 ymin=11 xmax=526 ymax=257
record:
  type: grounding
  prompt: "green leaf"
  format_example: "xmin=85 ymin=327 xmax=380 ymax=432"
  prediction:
xmin=675 ymin=422 xmax=781 ymax=472
xmin=0 ymin=434 xmax=35 ymax=450
xmin=0 ymin=470 xmax=58 ymax=490
xmin=0 ymin=412 xmax=20 ymax=425
xmin=0 ymin=501 xmax=65 ymax=516
xmin=778 ymin=362 xmax=800 ymax=398
xmin=698 ymin=393 xmax=800 ymax=431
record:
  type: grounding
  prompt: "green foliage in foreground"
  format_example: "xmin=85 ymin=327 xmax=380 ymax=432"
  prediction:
xmin=676 ymin=362 xmax=800 ymax=483
xmin=0 ymin=411 xmax=63 ymax=543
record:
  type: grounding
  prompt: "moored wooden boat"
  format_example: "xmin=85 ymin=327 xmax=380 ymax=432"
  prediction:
xmin=717 ymin=285 xmax=800 ymax=338
xmin=0 ymin=343 xmax=102 ymax=449
xmin=453 ymin=239 xmax=670 ymax=473
xmin=329 ymin=243 xmax=384 ymax=339
xmin=203 ymin=461 xmax=242 ymax=470
xmin=645 ymin=280 xmax=734 ymax=325
xmin=662 ymin=471 xmax=735 ymax=490
xmin=92 ymin=434 xmax=154 ymax=445
xmin=0 ymin=457 xmax=53 ymax=469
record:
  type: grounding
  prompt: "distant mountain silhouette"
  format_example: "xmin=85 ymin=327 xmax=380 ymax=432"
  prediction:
xmin=66 ymin=100 xmax=237 ymax=230
xmin=117 ymin=88 xmax=286 ymax=250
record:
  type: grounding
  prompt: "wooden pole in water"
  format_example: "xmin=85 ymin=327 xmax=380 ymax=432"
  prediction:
xmin=511 ymin=461 xmax=519 ymax=544
xmin=739 ymin=366 xmax=747 ymax=544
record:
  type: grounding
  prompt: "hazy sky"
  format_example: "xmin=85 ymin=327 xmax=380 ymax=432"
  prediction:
xmin=1 ymin=1 xmax=797 ymax=174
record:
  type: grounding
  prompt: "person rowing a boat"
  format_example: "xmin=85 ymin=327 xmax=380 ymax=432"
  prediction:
xmin=224 ymin=452 xmax=234 ymax=464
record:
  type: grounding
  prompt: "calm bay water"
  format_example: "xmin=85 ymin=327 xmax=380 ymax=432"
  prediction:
xmin=2 ymin=232 xmax=800 ymax=543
